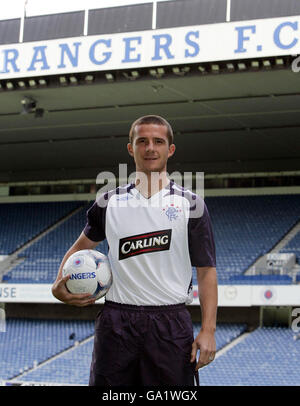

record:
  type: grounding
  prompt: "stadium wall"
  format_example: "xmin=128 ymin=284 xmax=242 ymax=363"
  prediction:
xmin=4 ymin=302 xmax=295 ymax=330
xmin=3 ymin=302 xmax=261 ymax=330
xmin=0 ymin=186 xmax=299 ymax=203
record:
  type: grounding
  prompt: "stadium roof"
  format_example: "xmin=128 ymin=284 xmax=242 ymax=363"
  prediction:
xmin=0 ymin=57 xmax=299 ymax=182
xmin=0 ymin=0 xmax=299 ymax=182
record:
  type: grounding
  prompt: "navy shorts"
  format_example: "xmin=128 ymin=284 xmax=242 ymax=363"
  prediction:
xmin=89 ymin=300 xmax=199 ymax=386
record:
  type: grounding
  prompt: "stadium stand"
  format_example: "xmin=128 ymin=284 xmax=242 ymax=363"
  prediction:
xmin=11 ymin=337 xmax=94 ymax=385
xmin=206 ymin=194 xmax=300 ymax=284
xmin=228 ymin=274 xmax=293 ymax=284
xmin=2 ymin=321 xmax=299 ymax=386
xmin=0 ymin=201 xmax=83 ymax=255
xmin=1 ymin=321 xmax=247 ymax=385
xmin=2 ymin=202 xmax=108 ymax=284
xmin=0 ymin=318 xmax=95 ymax=382
xmin=2 ymin=194 xmax=300 ymax=285
xmin=280 ymin=231 xmax=300 ymax=264
xmin=198 ymin=326 xmax=300 ymax=386
xmin=193 ymin=322 xmax=248 ymax=351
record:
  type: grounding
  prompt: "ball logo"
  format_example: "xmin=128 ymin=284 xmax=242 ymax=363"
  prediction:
xmin=73 ymin=257 xmax=83 ymax=267
xmin=119 ymin=229 xmax=172 ymax=260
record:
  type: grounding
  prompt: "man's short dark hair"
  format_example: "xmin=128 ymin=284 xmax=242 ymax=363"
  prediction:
xmin=129 ymin=115 xmax=174 ymax=145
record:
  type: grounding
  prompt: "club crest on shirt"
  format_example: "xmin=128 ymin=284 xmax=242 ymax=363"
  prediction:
xmin=162 ymin=204 xmax=182 ymax=221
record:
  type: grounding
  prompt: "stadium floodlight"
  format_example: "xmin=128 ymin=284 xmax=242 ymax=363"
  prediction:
xmin=198 ymin=65 xmax=206 ymax=74
xmin=237 ymin=62 xmax=246 ymax=71
xmin=250 ymin=61 xmax=260 ymax=70
xmin=211 ymin=64 xmax=220 ymax=74
xmin=275 ymin=58 xmax=284 ymax=67
xmin=29 ymin=79 xmax=37 ymax=88
xmin=85 ymin=74 xmax=94 ymax=83
xmin=131 ymin=70 xmax=139 ymax=78
xmin=38 ymin=79 xmax=47 ymax=87
xmin=105 ymin=73 xmax=114 ymax=82
xmin=226 ymin=63 xmax=235 ymax=72
xmin=172 ymin=66 xmax=190 ymax=76
xmin=262 ymin=60 xmax=271 ymax=69
xmin=6 ymin=82 xmax=14 ymax=90
xmin=59 ymin=76 xmax=68 ymax=86
xmin=149 ymin=68 xmax=165 ymax=78
xmin=18 ymin=81 xmax=26 ymax=89
xmin=123 ymin=71 xmax=139 ymax=80
xmin=149 ymin=69 xmax=157 ymax=76
xmin=69 ymin=76 xmax=78 ymax=85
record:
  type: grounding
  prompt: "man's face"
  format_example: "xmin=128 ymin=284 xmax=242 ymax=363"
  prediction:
xmin=127 ymin=124 xmax=175 ymax=175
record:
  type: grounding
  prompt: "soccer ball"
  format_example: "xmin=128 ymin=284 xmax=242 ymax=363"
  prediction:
xmin=62 ymin=249 xmax=112 ymax=300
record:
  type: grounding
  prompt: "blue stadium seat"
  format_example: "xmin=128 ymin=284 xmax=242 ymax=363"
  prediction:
xmin=279 ymin=231 xmax=300 ymax=264
xmin=3 ymin=322 xmax=300 ymax=386
xmin=4 ymin=202 xmax=108 ymax=284
xmin=197 ymin=326 xmax=300 ymax=386
xmin=2 ymin=194 xmax=300 ymax=285
xmin=0 ymin=318 xmax=95 ymax=381
xmin=228 ymin=274 xmax=293 ymax=285
xmin=198 ymin=194 xmax=300 ymax=284
xmin=3 ymin=321 xmax=247 ymax=385
xmin=0 ymin=201 xmax=82 ymax=255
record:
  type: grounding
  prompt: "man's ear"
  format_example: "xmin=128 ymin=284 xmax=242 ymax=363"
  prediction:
xmin=168 ymin=143 xmax=176 ymax=158
xmin=127 ymin=142 xmax=134 ymax=157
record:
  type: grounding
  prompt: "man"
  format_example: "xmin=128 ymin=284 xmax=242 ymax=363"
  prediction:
xmin=52 ymin=115 xmax=218 ymax=386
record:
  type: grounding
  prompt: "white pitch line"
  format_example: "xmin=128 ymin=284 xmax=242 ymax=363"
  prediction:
xmin=10 ymin=334 xmax=94 ymax=382
xmin=215 ymin=331 xmax=252 ymax=359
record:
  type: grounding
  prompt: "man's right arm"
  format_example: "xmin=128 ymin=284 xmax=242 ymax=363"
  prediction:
xmin=51 ymin=232 xmax=101 ymax=307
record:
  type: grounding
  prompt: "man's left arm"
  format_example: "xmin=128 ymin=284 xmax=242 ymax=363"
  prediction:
xmin=190 ymin=266 xmax=218 ymax=370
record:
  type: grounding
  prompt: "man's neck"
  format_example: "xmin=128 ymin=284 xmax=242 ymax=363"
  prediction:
xmin=134 ymin=171 xmax=170 ymax=199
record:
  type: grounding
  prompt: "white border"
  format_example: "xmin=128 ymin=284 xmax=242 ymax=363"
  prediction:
xmin=1 ymin=283 xmax=300 ymax=306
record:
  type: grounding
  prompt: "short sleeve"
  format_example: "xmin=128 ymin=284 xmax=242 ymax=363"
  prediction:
xmin=83 ymin=199 xmax=106 ymax=242
xmin=188 ymin=198 xmax=216 ymax=268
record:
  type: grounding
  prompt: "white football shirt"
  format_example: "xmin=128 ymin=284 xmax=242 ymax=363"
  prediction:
xmin=84 ymin=181 xmax=215 ymax=306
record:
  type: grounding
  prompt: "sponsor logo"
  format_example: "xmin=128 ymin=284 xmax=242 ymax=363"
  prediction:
xmin=70 ymin=272 xmax=96 ymax=280
xmin=119 ymin=229 xmax=172 ymax=260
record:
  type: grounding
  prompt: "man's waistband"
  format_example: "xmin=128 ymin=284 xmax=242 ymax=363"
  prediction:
xmin=104 ymin=300 xmax=186 ymax=313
